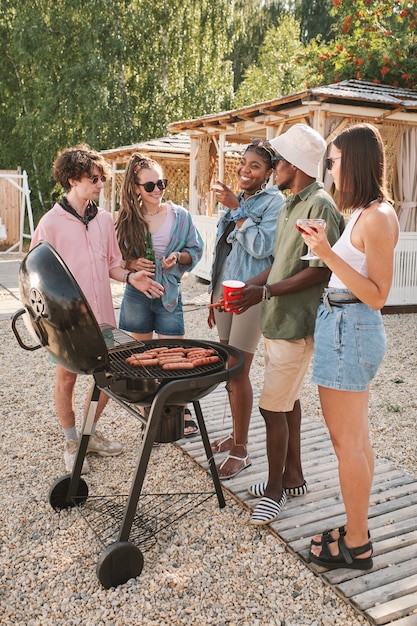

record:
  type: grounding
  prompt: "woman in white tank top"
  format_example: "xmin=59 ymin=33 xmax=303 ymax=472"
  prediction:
xmin=302 ymin=124 xmax=399 ymax=571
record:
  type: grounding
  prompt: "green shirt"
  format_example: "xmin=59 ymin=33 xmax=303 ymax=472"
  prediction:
xmin=261 ymin=182 xmax=345 ymax=340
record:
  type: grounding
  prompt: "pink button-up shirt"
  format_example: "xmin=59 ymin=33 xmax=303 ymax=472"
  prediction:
xmin=30 ymin=203 xmax=122 ymax=326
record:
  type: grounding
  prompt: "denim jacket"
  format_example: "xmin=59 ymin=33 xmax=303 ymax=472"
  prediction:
xmin=209 ymin=186 xmax=285 ymax=291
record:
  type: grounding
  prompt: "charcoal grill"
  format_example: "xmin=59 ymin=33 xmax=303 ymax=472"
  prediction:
xmin=11 ymin=242 xmax=244 ymax=588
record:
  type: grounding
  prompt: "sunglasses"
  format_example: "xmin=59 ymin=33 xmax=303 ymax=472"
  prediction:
xmin=247 ymin=138 xmax=279 ymax=163
xmin=88 ymin=175 xmax=106 ymax=184
xmin=325 ymin=156 xmax=342 ymax=171
xmin=138 ymin=179 xmax=168 ymax=193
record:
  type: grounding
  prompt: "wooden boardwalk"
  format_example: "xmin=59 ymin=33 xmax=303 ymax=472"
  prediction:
xmin=177 ymin=386 xmax=417 ymax=626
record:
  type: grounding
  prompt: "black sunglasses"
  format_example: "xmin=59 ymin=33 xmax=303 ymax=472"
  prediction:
xmin=88 ymin=175 xmax=106 ymax=184
xmin=325 ymin=157 xmax=342 ymax=171
xmin=138 ymin=179 xmax=168 ymax=193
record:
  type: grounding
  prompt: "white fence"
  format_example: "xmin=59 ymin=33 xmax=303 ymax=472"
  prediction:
xmin=192 ymin=215 xmax=417 ymax=306
xmin=386 ymin=232 xmax=417 ymax=306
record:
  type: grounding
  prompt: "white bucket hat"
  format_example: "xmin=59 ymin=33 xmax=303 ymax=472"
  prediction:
xmin=270 ymin=124 xmax=326 ymax=178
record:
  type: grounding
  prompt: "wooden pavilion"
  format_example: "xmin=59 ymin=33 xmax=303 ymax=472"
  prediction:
xmin=166 ymin=79 xmax=417 ymax=306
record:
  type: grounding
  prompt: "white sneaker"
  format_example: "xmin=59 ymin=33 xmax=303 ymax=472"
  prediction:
xmin=87 ymin=431 xmax=123 ymax=457
xmin=64 ymin=440 xmax=90 ymax=474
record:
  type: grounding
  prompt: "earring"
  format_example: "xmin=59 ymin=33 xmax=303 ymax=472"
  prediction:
xmin=261 ymin=181 xmax=267 ymax=189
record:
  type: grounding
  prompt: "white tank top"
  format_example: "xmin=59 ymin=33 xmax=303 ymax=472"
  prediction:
xmin=328 ymin=208 xmax=367 ymax=289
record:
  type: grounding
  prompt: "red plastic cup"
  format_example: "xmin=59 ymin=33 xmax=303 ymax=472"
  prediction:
xmin=222 ymin=280 xmax=245 ymax=312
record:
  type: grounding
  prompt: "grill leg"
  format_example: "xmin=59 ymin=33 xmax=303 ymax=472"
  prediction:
xmin=64 ymin=382 xmax=100 ymax=505
xmin=116 ymin=397 xmax=161 ymax=542
xmin=193 ymin=401 xmax=226 ymax=509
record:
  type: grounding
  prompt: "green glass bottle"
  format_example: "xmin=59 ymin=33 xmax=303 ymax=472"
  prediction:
xmin=145 ymin=231 xmax=155 ymax=262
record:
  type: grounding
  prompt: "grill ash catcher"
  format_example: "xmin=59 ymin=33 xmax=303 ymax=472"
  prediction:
xmin=11 ymin=242 xmax=244 ymax=588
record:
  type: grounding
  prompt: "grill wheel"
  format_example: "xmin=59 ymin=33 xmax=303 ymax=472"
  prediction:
xmin=96 ymin=542 xmax=144 ymax=589
xmin=49 ymin=475 xmax=89 ymax=510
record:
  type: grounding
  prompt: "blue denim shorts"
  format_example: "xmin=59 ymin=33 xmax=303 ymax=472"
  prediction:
xmin=119 ymin=284 xmax=185 ymax=336
xmin=312 ymin=298 xmax=386 ymax=392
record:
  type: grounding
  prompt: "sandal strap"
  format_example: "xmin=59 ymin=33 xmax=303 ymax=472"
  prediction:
xmin=349 ymin=540 xmax=373 ymax=558
xmin=338 ymin=537 xmax=373 ymax=564
xmin=322 ymin=525 xmax=346 ymax=544
xmin=317 ymin=536 xmax=334 ymax=559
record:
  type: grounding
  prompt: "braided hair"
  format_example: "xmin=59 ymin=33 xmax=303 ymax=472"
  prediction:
xmin=116 ymin=153 xmax=163 ymax=264
xmin=244 ymin=138 xmax=278 ymax=170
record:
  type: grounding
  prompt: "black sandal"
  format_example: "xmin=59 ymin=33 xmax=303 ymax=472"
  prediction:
xmin=311 ymin=525 xmax=346 ymax=547
xmin=311 ymin=526 xmax=370 ymax=547
xmin=184 ymin=408 xmax=199 ymax=438
xmin=309 ymin=536 xmax=373 ymax=571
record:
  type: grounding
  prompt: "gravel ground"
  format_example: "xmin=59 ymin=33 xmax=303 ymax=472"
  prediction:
xmin=0 ymin=269 xmax=416 ymax=625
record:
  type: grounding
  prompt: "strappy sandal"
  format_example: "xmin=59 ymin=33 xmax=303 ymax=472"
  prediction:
xmin=311 ymin=525 xmax=346 ymax=547
xmin=183 ymin=408 xmax=199 ymax=438
xmin=309 ymin=536 xmax=373 ymax=571
xmin=210 ymin=433 xmax=233 ymax=454
xmin=217 ymin=453 xmax=251 ymax=480
xmin=311 ymin=526 xmax=370 ymax=547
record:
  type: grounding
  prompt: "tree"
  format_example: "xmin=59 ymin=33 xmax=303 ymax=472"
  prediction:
xmin=303 ymin=0 xmax=417 ymax=89
xmin=229 ymin=0 xmax=287 ymax=90
xmin=0 ymin=0 xmax=236 ymax=218
xmin=295 ymin=0 xmax=336 ymax=43
xmin=234 ymin=14 xmax=309 ymax=106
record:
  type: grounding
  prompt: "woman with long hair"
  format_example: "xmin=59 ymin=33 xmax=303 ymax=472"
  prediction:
xmin=116 ymin=153 xmax=203 ymax=436
xmin=304 ymin=123 xmax=399 ymax=570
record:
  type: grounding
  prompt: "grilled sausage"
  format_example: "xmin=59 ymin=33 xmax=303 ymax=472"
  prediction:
xmin=191 ymin=356 xmax=220 ymax=367
xmin=126 ymin=357 xmax=159 ymax=367
xmin=161 ymin=361 xmax=195 ymax=370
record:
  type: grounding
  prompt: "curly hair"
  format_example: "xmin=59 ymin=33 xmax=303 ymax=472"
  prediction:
xmin=116 ymin=153 xmax=163 ymax=264
xmin=52 ymin=144 xmax=110 ymax=191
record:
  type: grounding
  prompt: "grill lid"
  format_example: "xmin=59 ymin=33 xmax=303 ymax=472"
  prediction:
xmin=18 ymin=241 xmax=109 ymax=374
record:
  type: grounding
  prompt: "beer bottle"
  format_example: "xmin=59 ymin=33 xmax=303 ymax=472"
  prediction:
xmin=145 ymin=231 xmax=155 ymax=262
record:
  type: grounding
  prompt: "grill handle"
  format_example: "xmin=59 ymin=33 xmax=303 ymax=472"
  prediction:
xmin=11 ymin=308 xmax=44 ymax=352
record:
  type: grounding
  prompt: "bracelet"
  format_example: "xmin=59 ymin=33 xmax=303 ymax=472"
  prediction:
xmin=175 ymin=251 xmax=181 ymax=264
xmin=262 ymin=284 xmax=272 ymax=301
xmin=125 ymin=271 xmax=135 ymax=284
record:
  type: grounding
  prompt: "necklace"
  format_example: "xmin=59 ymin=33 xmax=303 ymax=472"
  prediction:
xmin=144 ymin=205 xmax=163 ymax=216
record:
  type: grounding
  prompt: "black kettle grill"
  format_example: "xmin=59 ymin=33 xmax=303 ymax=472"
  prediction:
xmin=11 ymin=242 xmax=245 ymax=588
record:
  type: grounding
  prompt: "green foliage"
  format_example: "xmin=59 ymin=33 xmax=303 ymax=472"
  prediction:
xmin=0 ymin=0 xmax=235 ymax=218
xmin=230 ymin=0 xmax=287 ymax=89
xmin=3 ymin=0 xmax=416 ymax=226
xmin=294 ymin=0 xmax=336 ymax=43
xmin=234 ymin=14 xmax=309 ymax=106
xmin=302 ymin=0 xmax=417 ymax=88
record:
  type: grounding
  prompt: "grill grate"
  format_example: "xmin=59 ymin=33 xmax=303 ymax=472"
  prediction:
xmin=72 ymin=492 xmax=215 ymax=551
xmin=107 ymin=342 xmax=226 ymax=380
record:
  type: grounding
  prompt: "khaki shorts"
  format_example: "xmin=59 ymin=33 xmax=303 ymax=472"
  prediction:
xmin=259 ymin=336 xmax=314 ymax=413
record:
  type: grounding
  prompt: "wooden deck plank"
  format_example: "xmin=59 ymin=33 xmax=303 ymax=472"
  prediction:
xmin=349 ymin=570 xmax=417 ymax=609
xmin=176 ymin=387 xmax=417 ymax=625
xmin=366 ymin=591 xmax=417 ymax=624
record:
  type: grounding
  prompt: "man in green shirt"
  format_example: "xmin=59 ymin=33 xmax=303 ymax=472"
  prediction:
xmin=234 ymin=124 xmax=345 ymax=525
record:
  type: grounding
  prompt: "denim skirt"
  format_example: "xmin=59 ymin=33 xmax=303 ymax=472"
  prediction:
xmin=312 ymin=300 xmax=386 ymax=392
